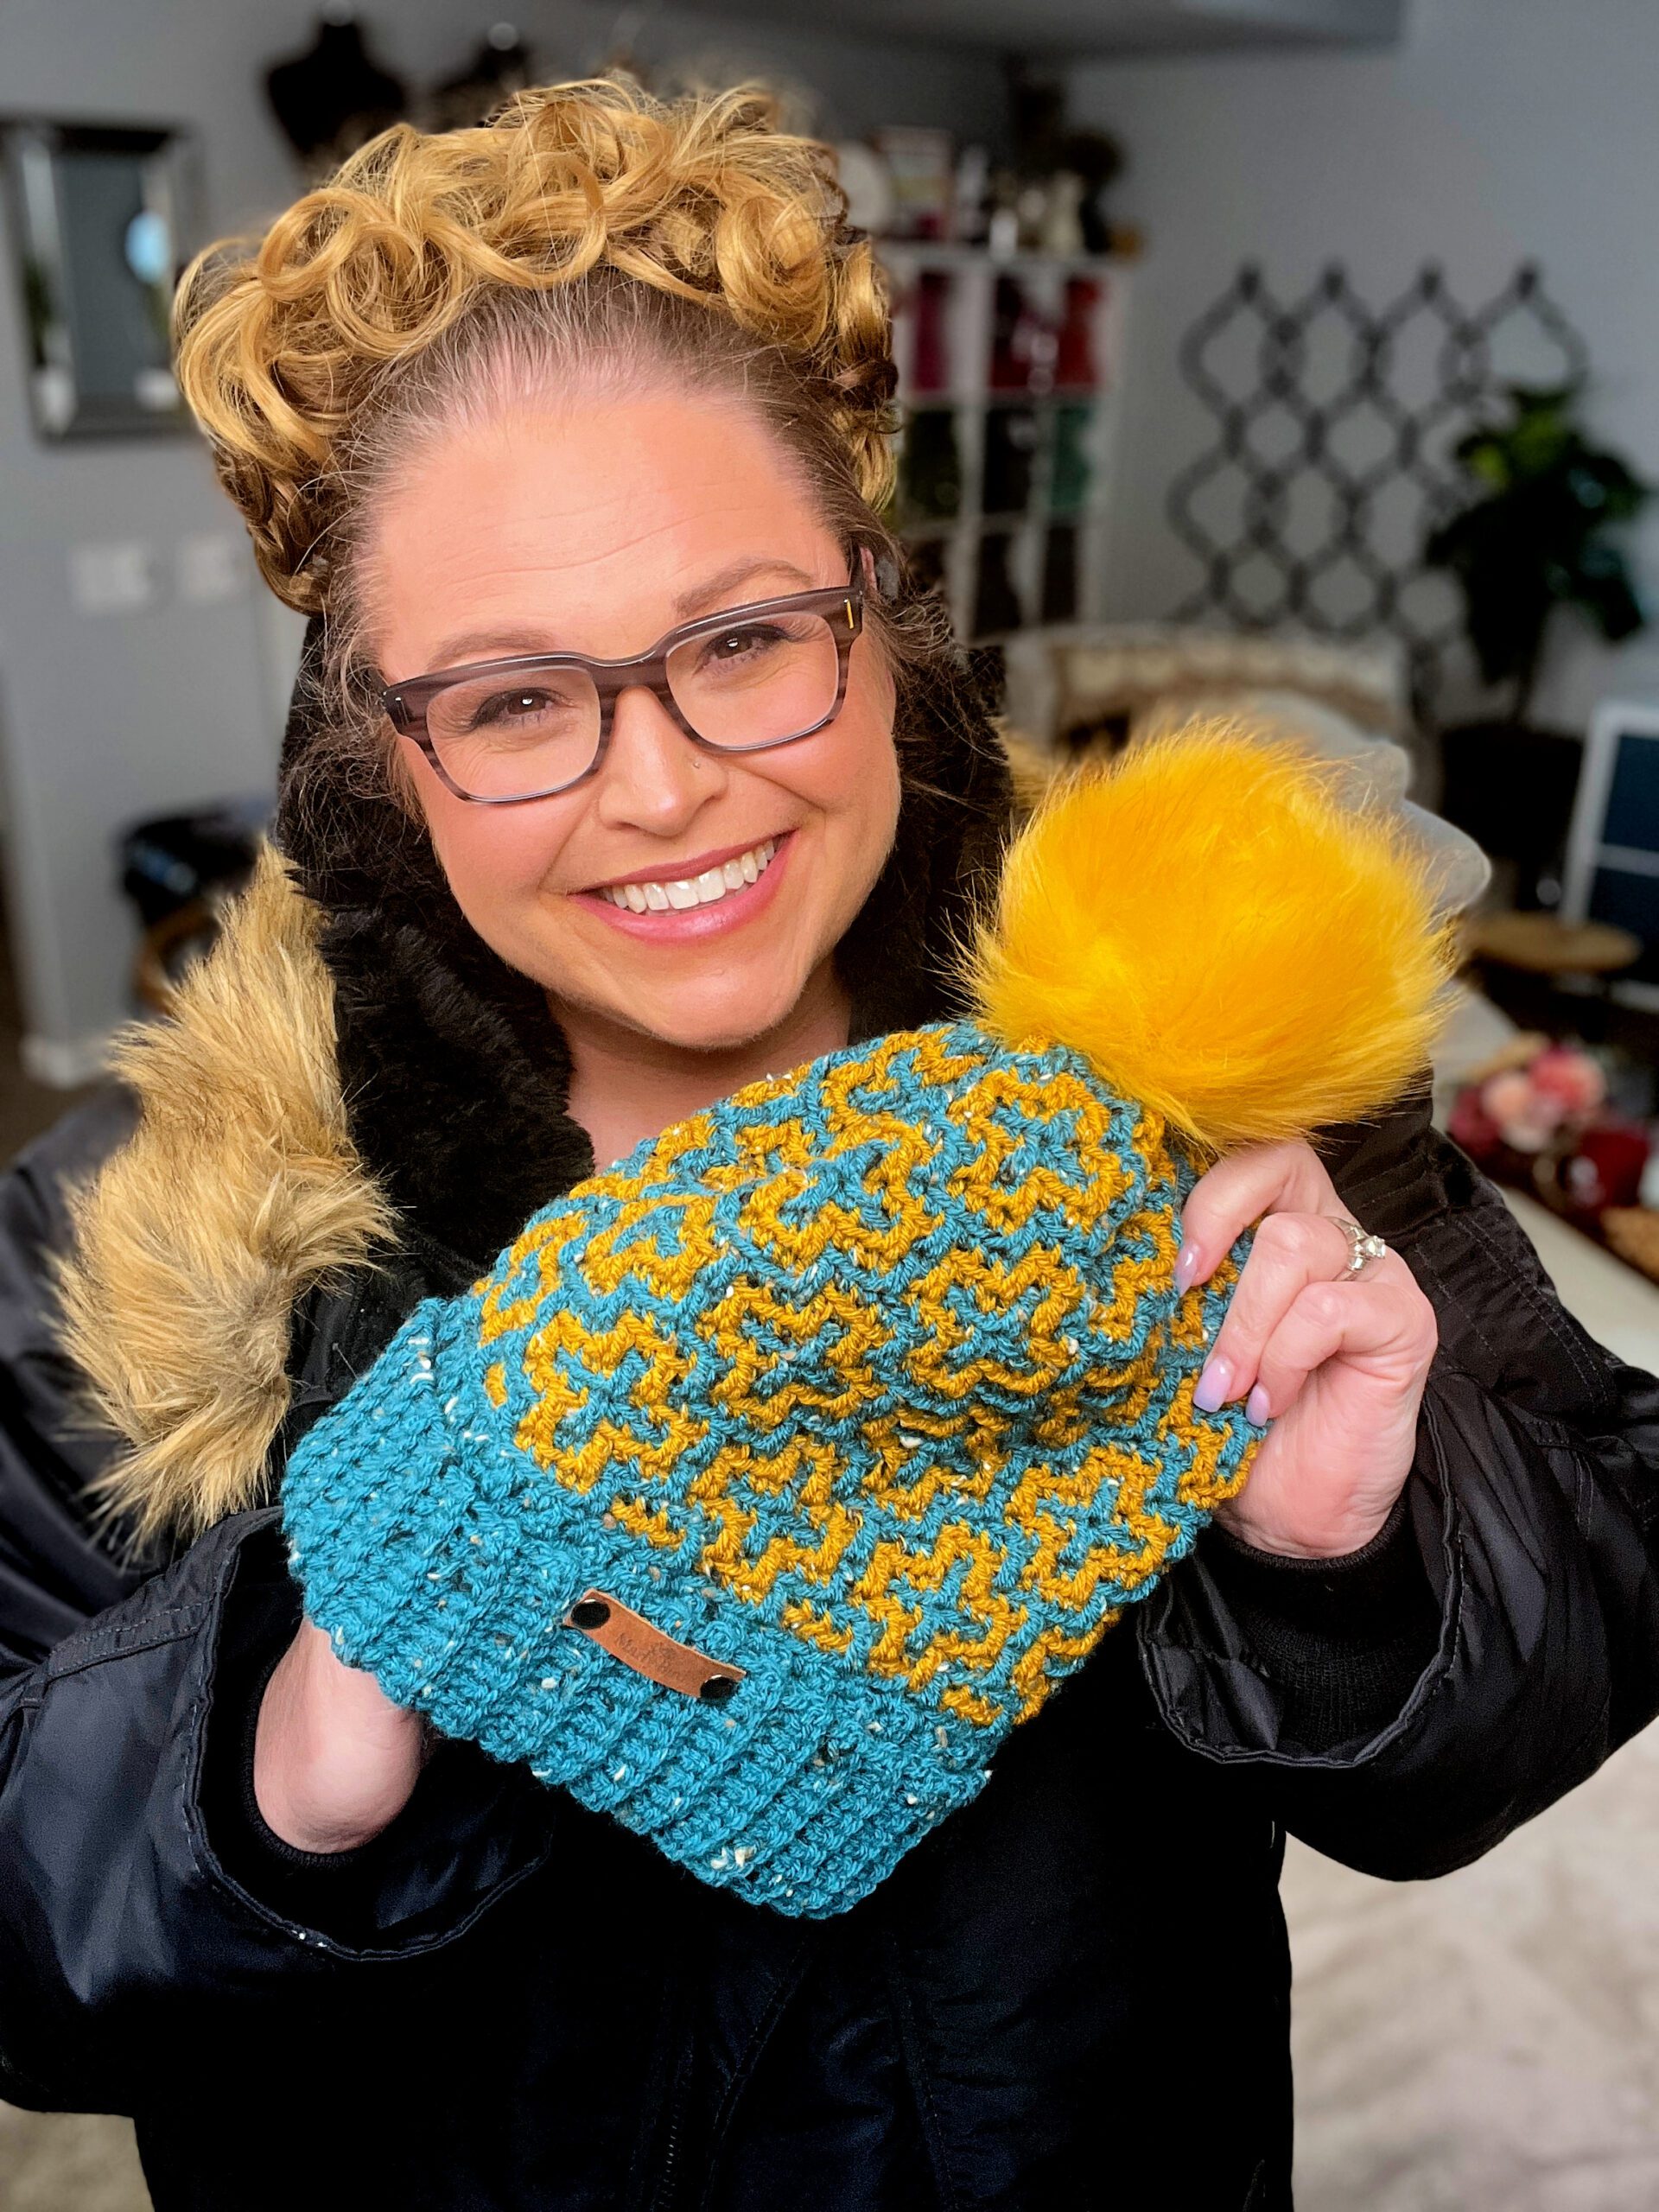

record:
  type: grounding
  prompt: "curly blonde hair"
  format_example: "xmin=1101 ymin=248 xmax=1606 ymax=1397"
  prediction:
xmin=173 ymin=74 xmax=901 ymax=619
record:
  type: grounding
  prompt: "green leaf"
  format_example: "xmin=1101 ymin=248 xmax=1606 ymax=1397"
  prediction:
xmin=1422 ymin=379 xmax=1650 ymax=708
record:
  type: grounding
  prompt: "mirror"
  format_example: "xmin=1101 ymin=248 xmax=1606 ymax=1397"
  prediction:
xmin=1 ymin=117 xmax=200 ymax=440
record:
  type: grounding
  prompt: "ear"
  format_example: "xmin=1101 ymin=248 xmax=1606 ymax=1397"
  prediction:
xmin=860 ymin=541 xmax=901 ymax=602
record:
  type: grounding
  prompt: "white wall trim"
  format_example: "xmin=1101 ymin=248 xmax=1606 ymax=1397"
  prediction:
xmin=20 ymin=1029 xmax=114 ymax=1090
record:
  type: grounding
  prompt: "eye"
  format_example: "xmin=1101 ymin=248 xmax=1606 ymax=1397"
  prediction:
xmin=464 ymin=686 xmax=575 ymax=730
xmin=697 ymin=621 xmax=789 ymax=669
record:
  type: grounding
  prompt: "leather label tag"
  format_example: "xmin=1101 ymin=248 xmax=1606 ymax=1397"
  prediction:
xmin=564 ymin=1588 xmax=747 ymax=1704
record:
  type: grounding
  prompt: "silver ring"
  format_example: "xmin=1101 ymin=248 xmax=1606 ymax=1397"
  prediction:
xmin=1332 ymin=1214 xmax=1389 ymax=1281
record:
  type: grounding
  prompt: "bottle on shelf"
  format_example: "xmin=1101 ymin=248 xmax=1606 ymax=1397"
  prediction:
xmin=910 ymin=268 xmax=953 ymax=396
xmin=1050 ymin=401 xmax=1095 ymax=517
xmin=897 ymin=410 xmax=963 ymax=525
xmin=1041 ymin=523 xmax=1079 ymax=622
xmin=950 ymin=144 xmax=991 ymax=245
xmin=988 ymin=276 xmax=1059 ymax=396
xmin=982 ymin=407 xmax=1039 ymax=518
xmin=972 ymin=530 xmax=1023 ymax=639
xmin=1055 ymin=276 xmax=1103 ymax=390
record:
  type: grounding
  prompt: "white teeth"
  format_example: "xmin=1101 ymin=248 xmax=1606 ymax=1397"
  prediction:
xmin=598 ymin=837 xmax=779 ymax=914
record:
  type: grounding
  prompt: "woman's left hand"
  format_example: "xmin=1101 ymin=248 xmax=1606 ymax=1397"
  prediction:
xmin=1175 ymin=1139 xmax=1440 ymax=1560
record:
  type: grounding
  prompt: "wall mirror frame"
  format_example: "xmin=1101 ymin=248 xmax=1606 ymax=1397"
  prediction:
xmin=0 ymin=115 xmax=200 ymax=441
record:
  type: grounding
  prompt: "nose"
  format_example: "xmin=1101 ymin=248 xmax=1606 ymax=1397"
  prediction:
xmin=593 ymin=682 xmax=729 ymax=836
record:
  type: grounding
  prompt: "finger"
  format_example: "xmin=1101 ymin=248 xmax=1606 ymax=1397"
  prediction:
xmin=1192 ymin=1208 xmax=1364 ymax=1410
xmin=1249 ymin=1267 xmax=1435 ymax=1422
xmin=1176 ymin=1141 xmax=1338 ymax=1293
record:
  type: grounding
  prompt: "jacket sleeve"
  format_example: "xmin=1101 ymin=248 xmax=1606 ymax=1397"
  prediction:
xmin=0 ymin=1086 xmax=154 ymax=1677
xmin=1136 ymin=1084 xmax=1659 ymax=1878
xmin=0 ymin=1503 xmax=567 ymax=2113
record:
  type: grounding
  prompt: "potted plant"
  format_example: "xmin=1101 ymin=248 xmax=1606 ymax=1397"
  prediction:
xmin=1425 ymin=383 xmax=1649 ymax=907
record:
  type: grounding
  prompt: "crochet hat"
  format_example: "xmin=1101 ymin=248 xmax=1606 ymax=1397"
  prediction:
xmin=281 ymin=725 xmax=1458 ymax=1915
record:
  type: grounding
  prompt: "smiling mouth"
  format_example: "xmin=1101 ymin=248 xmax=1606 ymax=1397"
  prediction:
xmin=591 ymin=837 xmax=781 ymax=914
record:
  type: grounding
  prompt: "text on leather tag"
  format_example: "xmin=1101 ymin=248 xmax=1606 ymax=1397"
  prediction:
xmin=563 ymin=1590 xmax=747 ymax=1704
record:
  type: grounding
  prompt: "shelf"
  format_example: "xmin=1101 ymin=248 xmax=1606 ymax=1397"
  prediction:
xmin=878 ymin=240 xmax=1136 ymax=278
xmin=880 ymin=240 xmax=1131 ymax=643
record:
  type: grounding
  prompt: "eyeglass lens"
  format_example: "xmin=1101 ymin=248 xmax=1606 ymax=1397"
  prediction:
xmin=423 ymin=607 xmax=844 ymax=799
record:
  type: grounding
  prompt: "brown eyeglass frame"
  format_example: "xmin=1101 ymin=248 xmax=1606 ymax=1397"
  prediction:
xmin=378 ymin=565 xmax=865 ymax=805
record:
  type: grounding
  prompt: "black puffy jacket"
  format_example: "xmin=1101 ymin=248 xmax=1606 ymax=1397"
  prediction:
xmin=10 ymin=628 xmax=1659 ymax=2212
xmin=2 ymin=658 xmax=1657 ymax=2209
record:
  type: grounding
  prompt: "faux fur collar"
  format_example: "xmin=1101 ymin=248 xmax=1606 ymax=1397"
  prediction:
xmin=53 ymin=842 xmax=404 ymax=1553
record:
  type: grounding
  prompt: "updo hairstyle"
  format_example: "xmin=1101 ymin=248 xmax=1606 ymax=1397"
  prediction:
xmin=171 ymin=75 xmax=975 ymax=823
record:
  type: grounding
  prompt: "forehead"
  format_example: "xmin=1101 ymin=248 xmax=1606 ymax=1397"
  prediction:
xmin=365 ymin=388 xmax=836 ymax=672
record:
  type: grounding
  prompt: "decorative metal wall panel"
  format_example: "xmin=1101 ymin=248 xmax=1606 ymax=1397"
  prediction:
xmin=1166 ymin=263 xmax=1588 ymax=717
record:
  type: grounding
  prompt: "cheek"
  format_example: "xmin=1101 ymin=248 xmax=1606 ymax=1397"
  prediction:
xmin=409 ymin=753 xmax=575 ymax=910
xmin=795 ymin=650 xmax=901 ymax=854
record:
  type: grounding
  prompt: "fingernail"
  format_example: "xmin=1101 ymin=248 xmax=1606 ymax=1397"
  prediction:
xmin=1193 ymin=1354 xmax=1232 ymax=1413
xmin=1246 ymin=1383 xmax=1271 ymax=1425
xmin=1174 ymin=1241 xmax=1202 ymax=1294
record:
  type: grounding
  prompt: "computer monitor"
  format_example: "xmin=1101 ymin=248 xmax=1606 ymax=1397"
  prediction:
xmin=1563 ymin=700 xmax=1659 ymax=987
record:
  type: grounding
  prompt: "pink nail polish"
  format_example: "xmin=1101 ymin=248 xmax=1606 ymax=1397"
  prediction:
xmin=1193 ymin=1355 xmax=1231 ymax=1412
xmin=1174 ymin=1241 xmax=1201 ymax=1294
xmin=1246 ymin=1383 xmax=1270 ymax=1425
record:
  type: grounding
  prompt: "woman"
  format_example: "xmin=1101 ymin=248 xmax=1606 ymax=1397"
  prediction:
xmin=0 ymin=78 xmax=1655 ymax=2212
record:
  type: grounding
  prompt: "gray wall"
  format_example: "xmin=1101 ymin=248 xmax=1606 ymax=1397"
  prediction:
xmin=1069 ymin=0 xmax=1659 ymax=730
xmin=0 ymin=0 xmax=1007 ymax=1076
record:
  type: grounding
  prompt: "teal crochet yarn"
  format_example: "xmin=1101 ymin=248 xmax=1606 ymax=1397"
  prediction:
xmin=282 ymin=1020 xmax=1262 ymax=1917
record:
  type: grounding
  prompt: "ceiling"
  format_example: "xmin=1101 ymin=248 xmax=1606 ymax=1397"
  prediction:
xmin=671 ymin=0 xmax=1408 ymax=61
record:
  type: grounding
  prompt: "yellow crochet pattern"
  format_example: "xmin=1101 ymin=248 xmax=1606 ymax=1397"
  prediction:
xmin=474 ymin=1025 xmax=1243 ymax=1732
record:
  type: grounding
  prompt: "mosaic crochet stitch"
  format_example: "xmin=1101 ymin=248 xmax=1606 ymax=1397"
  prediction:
xmin=282 ymin=726 xmax=1459 ymax=1915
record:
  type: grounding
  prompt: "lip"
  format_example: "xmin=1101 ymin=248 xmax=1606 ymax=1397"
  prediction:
xmin=569 ymin=830 xmax=796 ymax=943
xmin=582 ymin=833 xmax=785 ymax=894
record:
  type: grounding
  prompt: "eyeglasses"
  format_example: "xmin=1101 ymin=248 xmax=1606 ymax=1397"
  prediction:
xmin=378 ymin=565 xmax=866 ymax=804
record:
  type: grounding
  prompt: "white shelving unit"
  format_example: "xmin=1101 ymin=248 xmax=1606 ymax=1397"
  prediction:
xmin=877 ymin=241 xmax=1133 ymax=645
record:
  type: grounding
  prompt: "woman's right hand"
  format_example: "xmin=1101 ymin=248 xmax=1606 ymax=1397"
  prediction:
xmin=254 ymin=1616 xmax=428 ymax=1853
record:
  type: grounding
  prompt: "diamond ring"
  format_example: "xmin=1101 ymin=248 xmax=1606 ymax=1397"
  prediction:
xmin=1332 ymin=1214 xmax=1389 ymax=1281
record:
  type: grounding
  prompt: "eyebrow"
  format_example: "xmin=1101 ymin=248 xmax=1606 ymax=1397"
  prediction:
xmin=419 ymin=557 xmax=821 ymax=672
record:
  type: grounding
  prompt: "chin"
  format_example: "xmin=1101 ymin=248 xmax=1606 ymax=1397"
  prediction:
xmin=650 ymin=990 xmax=804 ymax=1057
xmin=630 ymin=980 xmax=808 ymax=1058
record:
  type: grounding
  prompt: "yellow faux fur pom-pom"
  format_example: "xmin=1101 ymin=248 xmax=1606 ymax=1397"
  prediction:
xmin=969 ymin=722 xmax=1462 ymax=1157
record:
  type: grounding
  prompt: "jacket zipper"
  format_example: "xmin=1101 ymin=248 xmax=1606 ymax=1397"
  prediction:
xmin=650 ymin=2050 xmax=690 ymax=2212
